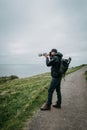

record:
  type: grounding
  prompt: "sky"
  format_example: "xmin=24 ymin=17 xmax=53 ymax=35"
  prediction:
xmin=0 ymin=0 xmax=87 ymax=66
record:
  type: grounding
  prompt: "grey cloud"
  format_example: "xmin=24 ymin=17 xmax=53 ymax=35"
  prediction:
xmin=0 ymin=0 xmax=87 ymax=66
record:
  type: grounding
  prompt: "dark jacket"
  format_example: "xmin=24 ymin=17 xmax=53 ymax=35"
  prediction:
xmin=46 ymin=52 xmax=63 ymax=78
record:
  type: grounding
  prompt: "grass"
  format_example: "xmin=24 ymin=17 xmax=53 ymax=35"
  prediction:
xmin=0 ymin=73 xmax=50 ymax=130
xmin=0 ymin=75 xmax=19 ymax=84
xmin=0 ymin=64 xmax=86 ymax=130
xmin=66 ymin=64 xmax=86 ymax=75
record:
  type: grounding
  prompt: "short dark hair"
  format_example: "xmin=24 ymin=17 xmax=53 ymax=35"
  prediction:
xmin=51 ymin=49 xmax=57 ymax=53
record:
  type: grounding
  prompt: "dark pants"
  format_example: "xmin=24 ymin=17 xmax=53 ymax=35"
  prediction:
xmin=47 ymin=77 xmax=62 ymax=106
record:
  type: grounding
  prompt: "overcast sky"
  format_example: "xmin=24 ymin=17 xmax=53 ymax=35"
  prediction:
xmin=0 ymin=0 xmax=87 ymax=66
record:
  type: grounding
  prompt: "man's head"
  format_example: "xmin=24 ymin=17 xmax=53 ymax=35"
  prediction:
xmin=50 ymin=49 xmax=58 ymax=56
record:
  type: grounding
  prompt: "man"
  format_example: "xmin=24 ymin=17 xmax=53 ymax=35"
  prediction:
xmin=41 ymin=49 xmax=63 ymax=111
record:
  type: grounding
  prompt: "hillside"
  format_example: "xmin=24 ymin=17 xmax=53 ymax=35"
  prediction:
xmin=0 ymin=65 xmax=86 ymax=130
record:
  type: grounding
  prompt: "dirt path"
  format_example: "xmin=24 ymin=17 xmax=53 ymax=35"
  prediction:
xmin=24 ymin=66 xmax=87 ymax=130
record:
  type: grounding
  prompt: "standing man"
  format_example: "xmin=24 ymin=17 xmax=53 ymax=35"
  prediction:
xmin=41 ymin=49 xmax=63 ymax=111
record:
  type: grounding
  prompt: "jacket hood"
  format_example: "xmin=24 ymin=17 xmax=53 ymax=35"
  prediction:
xmin=55 ymin=52 xmax=63 ymax=58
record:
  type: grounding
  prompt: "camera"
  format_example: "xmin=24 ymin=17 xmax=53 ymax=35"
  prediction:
xmin=38 ymin=53 xmax=49 ymax=57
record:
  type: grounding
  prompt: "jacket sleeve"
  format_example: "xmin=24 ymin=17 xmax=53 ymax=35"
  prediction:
xmin=46 ymin=56 xmax=59 ymax=66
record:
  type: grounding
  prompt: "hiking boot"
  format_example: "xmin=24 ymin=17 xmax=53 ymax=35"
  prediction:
xmin=52 ymin=103 xmax=61 ymax=109
xmin=40 ymin=103 xmax=51 ymax=111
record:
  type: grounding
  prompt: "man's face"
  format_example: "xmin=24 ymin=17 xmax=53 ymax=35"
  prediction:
xmin=51 ymin=51 xmax=56 ymax=56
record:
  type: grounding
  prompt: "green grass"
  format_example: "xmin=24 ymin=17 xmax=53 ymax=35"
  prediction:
xmin=0 ymin=73 xmax=50 ymax=130
xmin=66 ymin=64 xmax=86 ymax=75
xmin=0 ymin=64 xmax=85 ymax=130
xmin=0 ymin=75 xmax=19 ymax=84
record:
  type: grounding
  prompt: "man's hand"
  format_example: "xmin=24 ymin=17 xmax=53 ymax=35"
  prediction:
xmin=43 ymin=53 xmax=48 ymax=58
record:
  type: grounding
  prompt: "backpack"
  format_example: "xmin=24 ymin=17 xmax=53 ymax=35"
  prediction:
xmin=59 ymin=57 xmax=71 ymax=76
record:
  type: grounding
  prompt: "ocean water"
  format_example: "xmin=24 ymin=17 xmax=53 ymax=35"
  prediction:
xmin=0 ymin=64 xmax=50 ymax=78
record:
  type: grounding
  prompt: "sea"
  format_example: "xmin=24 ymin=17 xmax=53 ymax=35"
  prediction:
xmin=0 ymin=64 xmax=50 ymax=78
